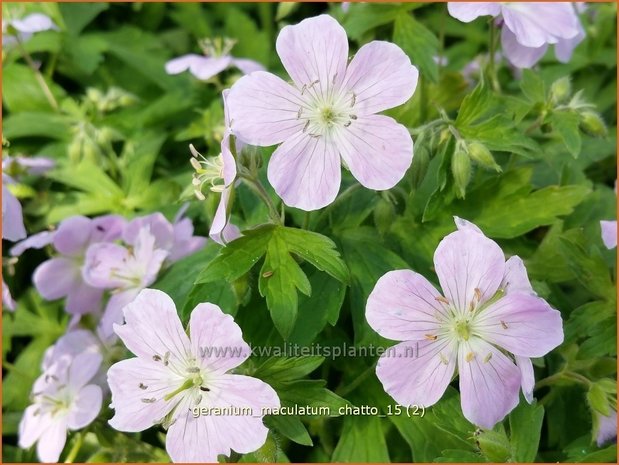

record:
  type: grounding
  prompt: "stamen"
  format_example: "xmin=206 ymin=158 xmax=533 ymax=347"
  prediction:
xmin=344 ymin=121 xmax=352 ymax=127
xmin=139 ymin=383 xmax=148 ymax=390
xmin=349 ymin=114 xmax=357 ymax=120
xmin=302 ymin=120 xmax=310 ymax=133
xmin=350 ymin=92 xmax=356 ymax=107
xmin=297 ymin=107 xmax=303 ymax=119
xmin=141 ymin=398 xmax=157 ymax=404
xmin=163 ymin=351 xmax=171 ymax=366
xmin=301 ymin=84 xmax=307 ymax=95
xmin=153 ymin=354 xmax=162 ymax=362
xmin=424 ymin=334 xmax=438 ymax=341
xmin=309 ymin=133 xmax=322 ymax=138
xmin=200 ymin=386 xmax=211 ymax=392
xmin=500 ymin=320 xmax=508 ymax=330
xmin=483 ymin=353 xmax=493 ymax=363
xmin=195 ymin=394 xmax=202 ymax=406
xmin=465 ymin=352 xmax=475 ymax=363
xmin=190 ymin=157 xmax=202 ymax=171
xmin=474 ymin=288 xmax=482 ymax=301
xmin=187 ymin=367 xmax=200 ymax=373
xmin=435 ymin=296 xmax=449 ymax=305
xmin=332 ymin=73 xmax=338 ymax=85
xmin=439 ymin=352 xmax=449 ymax=365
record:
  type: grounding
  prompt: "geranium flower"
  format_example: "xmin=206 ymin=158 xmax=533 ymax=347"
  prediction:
xmin=601 ymin=220 xmax=617 ymax=249
xmin=190 ymin=90 xmax=241 ymax=245
xmin=2 ymin=279 xmax=16 ymax=312
xmin=447 ymin=3 xmax=584 ymax=68
xmin=107 ymin=289 xmax=280 ymax=462
xmin=3 ymin=155 xmax=55 ymax=177
xmin=366 ymin=217 xmax=563 ymax=428
xmin=165 ymin=38 xmax=264 ymax=81
xmin=84 ymin=227 xmax=168 ymax=340
xmin=32 ymin=215 xmax=125 ymax=316
xmin=596 ymin=409 xmax=617 ymax=446
xmin=2 ymin=13 xmax=58 ymax=47
xmin=2 ymin=174 xmax=26 ymax=242
xmin=18 ymin=351 xmax=103 ymax=463
xmin=227 ymin=14 xmax=418 ymax=211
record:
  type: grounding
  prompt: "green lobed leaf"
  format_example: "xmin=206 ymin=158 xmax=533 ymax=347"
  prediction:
xmin=509 ymin=400 xmax=545 ymax=462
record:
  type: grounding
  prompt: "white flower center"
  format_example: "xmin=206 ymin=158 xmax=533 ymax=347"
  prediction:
xmin=296 ymin=80 xmax=357 ymax=137
xmin=199 ymin=37 xmax=236 ymax=58
xmin=190 ymin=144 xmax=226 ymax=200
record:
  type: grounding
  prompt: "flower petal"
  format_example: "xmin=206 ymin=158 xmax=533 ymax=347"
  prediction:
xmin=52 ymin=216 xmax=93 ymax=256
xmin=447 ymin=3 xmax=501 ymax=22
xmin=336 ymin=114 xmax=413 ymax=190
xmin=227 ymin=71 xmax=306 ymax=146
xmin=165 ymin=54 xmax=207 ymax=74
xmin=501 ymin=256 xmax=535 ymax=295
xmin=18 ymin=406 xmax=52 ymax=449
xmin=68 ymin=384 xmax=102 ymax=430
xmin=458 ymin=337 xmax=521 ymax=429
xmin=601 ymin=220 xmax=617 ymax=249
xmin=191 ymin=56 xmax=232 ymax=80
xmin=342 ymin=41 xmax=418 ymax=115
xmin=190 ymin=303 xmax=251 ymax=373
xmin=108 ymin=357 xmax=182 ymax=432
xmin=231 ymin=57 xmax=265 ymax=75
xmin=166 ymin=374 xmax=279 ymax=462
xmin=501 ymin=26 xmax=548 ymax=69
xmin=10 ymin=230 xmax=55 ymax=257
xmin=2 ymin=184 xmax=26 ymax=241
xmin=114 ymin=289 xmax=192 ymax=365
xmin=97 ymin=289 xmax=139 ymax=342
xmin=376 ymin=339 xmax=457 ymax=408
xmin=555 ymin=22 xmax=585 ymax=63
xmin=82 ymin=242 xmax=130 ymax=289
xmin=434 ymin=228 xmax=505 ymax=315
xmin=68 ymin=352 xmax=102 ymax=390
xmin=267 ymin=129 xmax=341 ymax=211
xmin=474 ymin=293 xmax=564 ymax=358
xmin=210 ymin=188 xmax=241 ymax=246
xmin=515 ymin=355 xmax=535 ymax=404
xmin=11 ymin=13 xmax=57 ymax=33
xmin=366 ymin=270 xmax=447 ymax=342
xmin=36 ymin=416 xmax=68 ymax=463
xmin=33 ymin=257 xmax=80 ymax=300
xmin=3 ymin=279 xmax=16 ymax=312
xmin=65 ymin=281 xmax=103 ymax=315
xmin=276 ymin=14 xmax=348 ymax=92
xmin=597 ymin=409 xmax=618 ymax=447
xmin=122 ymin=213 xmax=174 ymax=250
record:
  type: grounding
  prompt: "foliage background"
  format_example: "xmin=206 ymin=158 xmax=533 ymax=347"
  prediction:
xmin=2 ymin=1 xmax=617 ymax=463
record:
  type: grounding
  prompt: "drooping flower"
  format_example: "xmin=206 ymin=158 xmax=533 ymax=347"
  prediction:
xmin=84 ymin=226 xmax=169 ymax=340
xmin=165 ymin=37 xmax=264 ymax=81
xmin=366 ymin=217 xmax=563 ymax=429
xmin=18 ymin=351 xmax=103 ymax=463
xmin=227 ymin=14 xmax=418 ymax=211
xmin=596 ymin=408 xmax=617 ymax=447
xmin=2 ymin=13 xmax=58 ymax=47
xmin=447 ymin=3 xmax=584 ymax=68
xmin=601 ymin=220 xmax=617 ymax=250
xmin=3 ymin=155 xmax=55 ymax=177
xmin=32 ymin=215 xmax=125 ymax=316
xmin=107 ymin=289 xmax=280 ymax=462
xmin=2 ymin=174 xmax=27 ymax=242
xmin=3 ymin=279 xmax=16 ymax=312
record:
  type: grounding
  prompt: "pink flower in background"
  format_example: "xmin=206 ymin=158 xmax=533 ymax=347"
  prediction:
xmin=165 ymin=38 xmax=264 ymax=81
xmin=191 ymin=90 xmax=241 ymax=245
xmin=18 ymin=352 xmax=103 ymax=463
xmin=84 ymin=227 xmax=168 ymax=340
xmin=228 ymin=14 xmax=418 ymax=211
xmin=2 ymin=279 xmax=16 ymax=312
xmin=366 ymin=217 xmax=563 ymax=429
xmin=107 ymin=289 xmax=280 ymax=462
xmin=448 ymin=3 xmax=584 ymax=68
xmin=2 ymin=174 xmax=27 ymax=242
xmin=601 ymin=220 xmax=617 ymax=249
xmin=3 ymin=155 xmax=55 ymax=177
xmin=2 ymin=13 xmax=58 ymax=46
xmin=596 ymin=409 xmax=617 ymax=447
xmin=32 ymin=215 xmax=125 ymax=316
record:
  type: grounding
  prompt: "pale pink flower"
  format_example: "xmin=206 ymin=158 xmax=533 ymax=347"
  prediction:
xmin=18 ymin=351 xmax=103 ymax=463
xmin=448 ymin=3 xmax=584 ymax=68
xmin=107 ymin=289 xmax=280 ymax=462
xmin=596 ymin=408 xmax=617 ymax=447
xmin=165 ymin=38 xmax=264 ymax=81
xmin=3 ymin=155 xmax=55 ymax=176
xmin=2 ymin=174 xmax=26 ymax=242
xmin=227 ymin=14 xmax=418 ymax=211
xmin=3 ymin=279 xmax=16 ymax=311
xmin=366 ymin=217 xmax=563 ymax=429
xmin=3 ymin=13 xmax=58 ymax=46
xmin=601 ymin=221 xmax=617 ymax=250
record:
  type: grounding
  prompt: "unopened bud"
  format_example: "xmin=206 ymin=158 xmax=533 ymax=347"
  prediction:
xmin=550 ymin=76 xmax=571 ymax=104
xmin=374 ymin=196 xmax=396 ymax=236
xmin=579 ymin=111 xmax=607 ymax=137
xmin=410 ymin=146 xmax=430 ymax=190
xmin=467 ymin=141 xmax=501 ymax=172
xmin=452 ymin=142 xmax=471 ymax=199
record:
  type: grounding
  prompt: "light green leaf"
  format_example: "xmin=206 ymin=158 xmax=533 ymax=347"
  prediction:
xmin=393 ymin=14 xmax=439 ymax=83
xmin=332 ymin=416 xmax=390 ymax=462
xmin=509 ymin=400 xmax=545 ymax=462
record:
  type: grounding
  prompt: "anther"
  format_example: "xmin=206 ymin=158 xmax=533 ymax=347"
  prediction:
xmin=435 ymin=296 xmax=449 ymax=305
xmin=301 ymin=84 xmax=307 ymax=95
xmin=439 ymin=352 xmax=449 ymax=365
xmin=332 ymin=73 xmax=338 ymax=85
xmin=302 ymin=120 xmax=310 ymax=133
xmin=424 ymin=334 xmax=438 ymax=341
xmin=152 ymin=354 xmax=162 ymax=362
xmin=500 ymin=320 xmax=508 ymax=329
xmin=195 ymin=395 xmax=202 ymax=406
xmin=350 ymin=92 xmax=356 ymax=107
xmin=186 ymin=367 xmax=200 ymax=373
xmin=139 ymin=383 xmax=148 ymax=390
xmin=349 ymin=114 xmax=357 ymax=120
xmin=163 ymin=351 xmax=171 ymax=366
xmin=344 ymin=121 xmax=352 ymax=127
xmin=141 ymin=398 xmax=156 ymax=404
xmin=200 ymin=386 xmax=211 ymax=392
xmin=465 ymin=352 xmax=475 ymax=363
xmin=297 ymin=107 xmax=303 ymax=119
xmin=483 ymin=353 xmax=493 ymax=363
xmin=474 ymin=288 xmax=482 ymax=301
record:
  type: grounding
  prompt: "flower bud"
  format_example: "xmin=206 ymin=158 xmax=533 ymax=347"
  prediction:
xmin=579 ymin=111 xmax=607 ymax=137
xmin=410 ymin=145 xmax=430 ymax=190
xmin=374 ymin=196 xmax=396 ymax=236
xmin=452 ymin=141 xmax=471 ymax=199
xmin=467 ymin=141 xmax=501 ymax=172
xmin=550 ymin=76 xmax=571 ymax=104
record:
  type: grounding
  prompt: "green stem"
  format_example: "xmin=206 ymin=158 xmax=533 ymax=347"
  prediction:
xmin=239 ymin=173 xmax=282 ymax=225
xmin=487 ymin=19 xmax=500 ymax=93
xmin=302 ymin=211 xmax=311 ymax=230
xmin=64 ymin=431 xmax=84 ymax=463
xmin=534 ymin=370 xmax=592 ymax=390
xmin=14 ymin=34 xmax=59 ymax=111
xmin=336 ymin=362 xmax=377 ymax=398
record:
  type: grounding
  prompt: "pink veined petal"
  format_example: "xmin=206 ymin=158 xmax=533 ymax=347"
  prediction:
xmin=3 ymin=279 xmax=16 ymax=312
xmin=18 ymin=405 xmax=53 ymax=449
xmin=221 ymin=131 xmax=238 ymax=187
xmin=52 ymin=216 xmax=93 ymax=256
xmin=114 ymin=289 xmax=192 ymax=365
xmin=190 ymin=303 xmax=251 ymax=373
xmin=474 ymin=293 xmax=564 ymax=358
xmin=597 ymin=409 xmax=618 ymax=447
xmin=447 ymin=3 xmax=501 ymax=22
xmin=366 ymin=270 xmax=447 ymax=342
xmin=335 ymin=114 xmax=413 ymax=190
xmin=166 ymin=374 xmax=279 ymax=462
xmin=341 ymin=41 xmax=419 ymax=115
xmin=210 ymin=187 xmax=241 ymax=246
xmin=65 ymin=281 xmax=104 ymax=316
xmin=168 ymin=218 xmax=207 ymax=263
xmin=43 ymin=329 xmax=101 ymax=370
xmin=82 ymin=242 xmax=130 ymax=289
xmin=501 ymin=3 xmax=580 ymax=48
xmin=11 ymin=13 xmax=57 ymax=33
xmin=10 ymin=230 xmax=55 ymax=257
xmin=434 ymin=228 xmax=505 ymax=315
xmin=97 ymin=289 xmax=139 ymax=343
xmin=267 ymin=129 xmax=341 ymax=211
xmin=453 ymin=216 xmax=483 ymax=234
xmin=276 ymin=14 xmax=349 ymax=94
xmin=555 ymin=20 xmax=585 ymax=63
xmin=165 ymin=54 xmax=207 ymax=74
xmin=230 ymin=57 xmax=265 ymax=75
xmin=515 ymin=355 xmax=535 ymax=404
xmin=68 ymin=352 xmax=103 ymax=390
xmin=36 ymin=416 xmax=68 ymax=463
xmin=227 ymin=71 xmax=306 ymax=146
xmin=376 ymin=339 xmax=457 ymax=408
xmin=2 ymin=184 xmax=26 ymax=242
xmin=90 ymin=214 xmax=126 ymax=243
xmin=107 ymin=357 xmax=182 ymax=432
xmin=68 ymin=384 xmax=102 ymax=430
xmin=600 ymin=220 xmax=617 ymax=249
xmin=122 ymin=213 xmax=175 ymax=250
xmin=191 ymin=56 xmax=232 ymax=81
xmin=501 ymin=256 xmax=535 ymax=295
xmin=33 ymin=257 xmax=80 ymax=300
xmin=501 ymin=26 xmax=548 ymax=69
xmin=458 ymin=337 xmax=521 ymax=429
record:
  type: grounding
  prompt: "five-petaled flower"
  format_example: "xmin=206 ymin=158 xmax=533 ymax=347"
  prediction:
xmin=366 ymin=217 xmax=564 ymax=429
xmin=228 ymin=14 xmax=418 ymax=211
xmin=107 ymin=289 xmax=280 ymax=462
xmin=448 ymin=2 xmax=584 ymax=69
